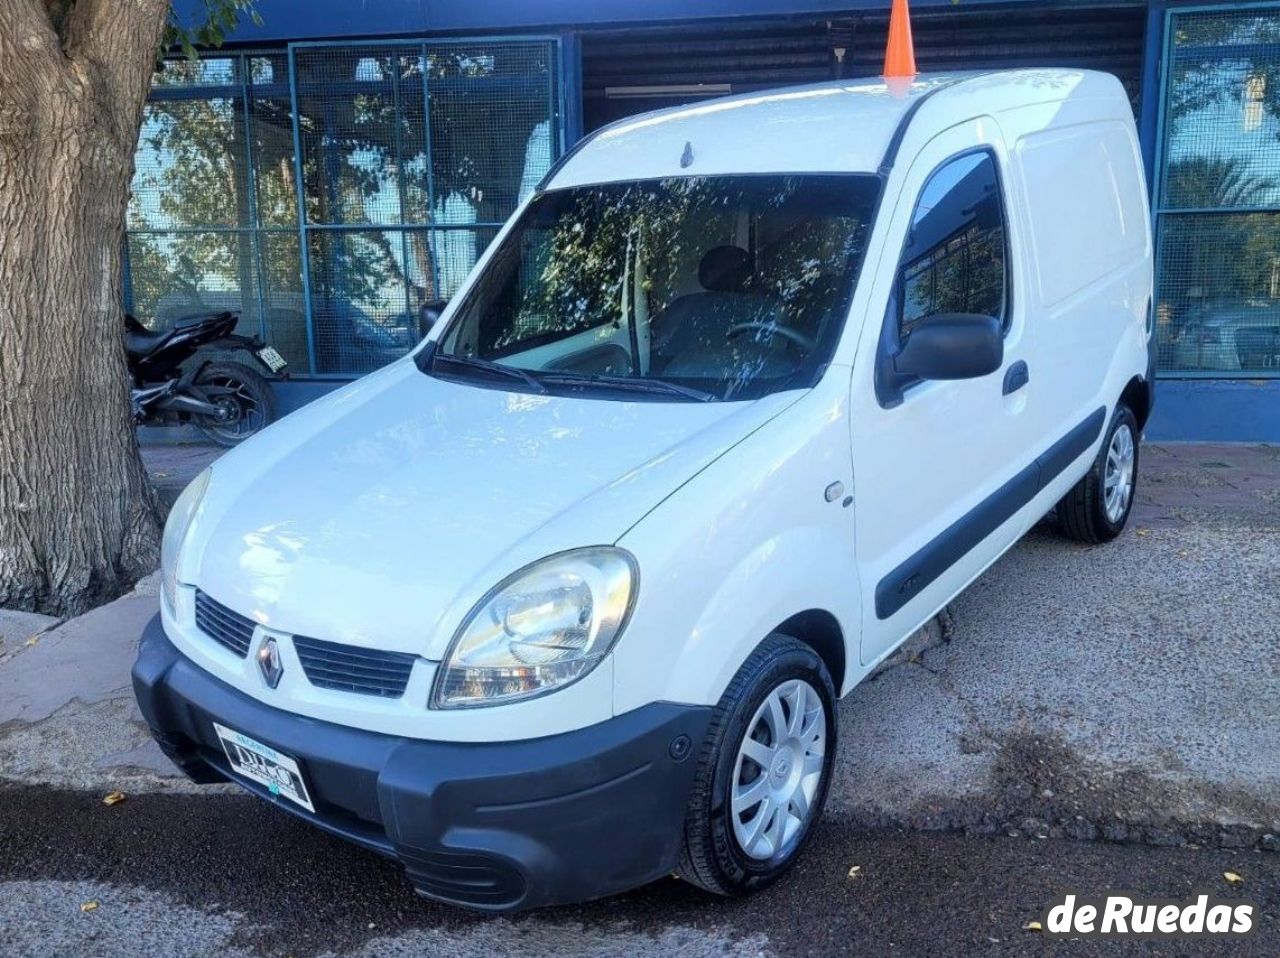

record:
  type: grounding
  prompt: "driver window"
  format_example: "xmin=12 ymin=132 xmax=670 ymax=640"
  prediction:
xmin=899 ymin=152 xmax=1008 ymax=338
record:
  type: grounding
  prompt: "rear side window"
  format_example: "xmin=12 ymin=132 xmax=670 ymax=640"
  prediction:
xmin=898 ymin=152 xmax=1009 ymax=335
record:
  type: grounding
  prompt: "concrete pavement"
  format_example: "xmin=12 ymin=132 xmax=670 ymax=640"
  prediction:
xmin=0 ymin=443 xmax=1276 ymax=852
xmin=0 ymin=576 xmax=201 ymax=792
xmin=0 ymin=610 xmax=59 ymax=667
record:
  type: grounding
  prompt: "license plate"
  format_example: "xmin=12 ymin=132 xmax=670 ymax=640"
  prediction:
xmin=214 ymin=722 xmax=314 ymax=812
xmin=256 ymin=345 xmax=288 ymax=373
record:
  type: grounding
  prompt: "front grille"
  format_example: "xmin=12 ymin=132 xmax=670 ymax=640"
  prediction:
xmin=194 ymin=590 xmax=256 ymax=657
xmin=293 ymin=635 xmax=416 ymax=698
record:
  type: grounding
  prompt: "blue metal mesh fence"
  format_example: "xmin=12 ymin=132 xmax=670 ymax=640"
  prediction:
xmin=436 ymin=227 xmax=502 ymax=301
xmin=1156 ymin=8 xmax=1280 ymax=374
xmin=126 ymin=38 xmax=561 ymax=376
xmin=290 ymin=39 xmax=560 ymax=373
xmin=127 ymin=52 xmax=305 ymax=367
xmin=425 ymin=42 xmax=558 ymax=225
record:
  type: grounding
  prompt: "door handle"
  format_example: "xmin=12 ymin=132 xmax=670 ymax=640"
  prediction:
xmin=1002 ymin=360 xmax=1029 ymax=395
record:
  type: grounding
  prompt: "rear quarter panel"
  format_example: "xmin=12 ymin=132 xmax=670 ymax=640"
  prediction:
xmin=997 ymin=91 xmax=1152 ymax=458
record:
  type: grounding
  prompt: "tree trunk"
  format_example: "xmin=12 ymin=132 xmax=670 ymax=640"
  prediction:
xmin=0 ymin=0 xmax=171 ymax=615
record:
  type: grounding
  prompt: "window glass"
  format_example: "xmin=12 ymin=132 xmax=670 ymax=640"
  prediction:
xmin=425 ymin=43 xmax=558 ymax=225
xmin=433 ymin=174 xmax=880 ymax=401
xmin=1155 ymin=9 xmax=1280 ymax=375
xmin=899 ymin=152 xmax=1007 ymax=335
xmin=126 ymin=42 xmax=562 ymax=377
xmin=126 ymin=55 xmax=303 ymax=362
xmin=294 ymin=49 xmax=421 ymax=228
xmin=1161 ymin=13 xmax=1280 ymax=211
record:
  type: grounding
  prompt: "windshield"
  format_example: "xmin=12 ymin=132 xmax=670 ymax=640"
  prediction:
xmin=428 ymin=174 xmax=880 ymax=401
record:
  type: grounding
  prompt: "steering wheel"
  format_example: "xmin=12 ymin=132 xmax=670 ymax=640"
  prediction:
xmin=726 ymin=321 xmax=817 ymax=353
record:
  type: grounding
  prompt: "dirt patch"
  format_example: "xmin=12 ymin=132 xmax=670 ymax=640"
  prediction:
xmin=840 ymin=728 xmax=1280 ymax=852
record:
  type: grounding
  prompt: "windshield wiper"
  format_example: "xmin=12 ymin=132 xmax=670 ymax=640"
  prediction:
xmin=538 ymin=372 xmax=717 ymax=403
xmin=431 ymin=352 xmax=548 ymax=394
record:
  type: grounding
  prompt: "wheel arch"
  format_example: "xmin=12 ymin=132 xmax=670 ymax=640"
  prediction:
xmin=612 ymin=526 xmax=862 ymax=714
xmin=774 ymin=609 xmax=846 ymax=696
xmin=1120 ymin=374 xmax=1151 ymax=431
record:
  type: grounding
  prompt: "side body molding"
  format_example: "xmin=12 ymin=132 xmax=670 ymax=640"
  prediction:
xmin=875 ymin=406 xmax=1107 ymax=619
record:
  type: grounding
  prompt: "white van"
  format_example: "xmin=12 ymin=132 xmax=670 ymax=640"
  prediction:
xmin=134 ymin=70 xmax=1154 ymax=911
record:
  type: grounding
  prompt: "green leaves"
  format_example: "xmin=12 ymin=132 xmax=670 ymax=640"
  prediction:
xmin=164 ymin=0 xmax=261 ymax=61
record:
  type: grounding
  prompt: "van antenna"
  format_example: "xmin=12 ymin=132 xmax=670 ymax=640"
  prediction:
xmin=882 ymin=0 xmax=917 ymax=79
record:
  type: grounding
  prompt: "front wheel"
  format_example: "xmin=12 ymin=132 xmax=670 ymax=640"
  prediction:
xmin=193 ymin=361 xmax=278 ymax=447
xmin=1055 ymin=404 xmax=1139 ymax=543
xmin=677 ymin=634 xmax=837 ymax=896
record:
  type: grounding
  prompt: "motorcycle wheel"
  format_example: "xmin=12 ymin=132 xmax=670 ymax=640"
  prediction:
xmin=193 ymin=361 xmax=278 ymax=447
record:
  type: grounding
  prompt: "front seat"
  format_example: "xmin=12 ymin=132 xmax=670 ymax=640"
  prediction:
xmin=653 ymin=246 xmax=778 ymax=373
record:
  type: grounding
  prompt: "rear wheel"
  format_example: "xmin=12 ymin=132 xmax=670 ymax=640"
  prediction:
xmin=193 ymin=361 xmax=277 ymax=447
xmin=1056 ymin=404 xmax=1138 ymax=543
xmin=677 ymin=634 xmax=837 ymax=896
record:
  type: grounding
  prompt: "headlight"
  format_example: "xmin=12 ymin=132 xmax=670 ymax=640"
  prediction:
xmin=432 ymin=547 xmax=637 ymax=709
xmin=160 ymin=468 xmax=211 ymax=615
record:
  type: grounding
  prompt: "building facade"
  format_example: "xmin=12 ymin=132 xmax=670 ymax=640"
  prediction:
xmin=132 ymin=0 xmax=1280 ymax=439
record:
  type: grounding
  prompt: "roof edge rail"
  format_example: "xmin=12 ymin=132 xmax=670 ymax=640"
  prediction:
xmin=877 ymin=74 xmax=987 ymax=176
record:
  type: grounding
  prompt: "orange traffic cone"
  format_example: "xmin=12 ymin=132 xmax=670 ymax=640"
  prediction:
xmin=883 ymin=0 xmax=917 ymax=78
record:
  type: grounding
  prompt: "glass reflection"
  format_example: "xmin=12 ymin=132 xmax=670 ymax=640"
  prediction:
xmin=1156 ymin=10 xmax=1280 ymax=373
xmin=432 ymin=174 xmax=880 ymax=401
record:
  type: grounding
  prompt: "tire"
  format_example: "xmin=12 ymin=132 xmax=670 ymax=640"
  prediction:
xmin=193 ymin=361 xmax=278 ymax=447
xmin=677 ymin=633 xmax=837 ymax=897
xmin=1056 ymin=404 xmax=1139 ymax=544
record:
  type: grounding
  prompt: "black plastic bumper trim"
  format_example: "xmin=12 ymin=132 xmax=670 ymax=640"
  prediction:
xmin=132 ymin=615 xmax=712 ymax=911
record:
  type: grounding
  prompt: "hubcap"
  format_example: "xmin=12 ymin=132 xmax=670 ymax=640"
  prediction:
xmin=731 ymin=679 xmax=827 ymax=861
xmin=213 ymin=396 xmax=241 ymax=424
xmin=1103 ymin=423 xmax=1135 ymax=524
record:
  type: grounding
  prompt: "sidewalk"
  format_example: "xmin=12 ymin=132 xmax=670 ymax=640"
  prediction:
xmin=0 ymin=442 xmax=1276 ymax=848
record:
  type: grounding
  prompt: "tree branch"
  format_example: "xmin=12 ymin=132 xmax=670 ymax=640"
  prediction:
xmin=61 ymin=0 xmax=169 ymax=146
xmin=0 ymin=0 xmax=70 ymax=141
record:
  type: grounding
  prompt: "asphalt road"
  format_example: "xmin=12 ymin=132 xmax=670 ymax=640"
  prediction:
xmin=0 ymin=783 xmax=1276 ymax=957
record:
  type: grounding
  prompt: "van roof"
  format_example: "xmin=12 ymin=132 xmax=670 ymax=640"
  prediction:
xmin=545 ymin=69 xmax=1129 ymax=189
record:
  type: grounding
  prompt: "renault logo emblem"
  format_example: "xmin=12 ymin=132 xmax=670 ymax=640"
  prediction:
xmin=256 ymin=636 xmax=283 ymax=688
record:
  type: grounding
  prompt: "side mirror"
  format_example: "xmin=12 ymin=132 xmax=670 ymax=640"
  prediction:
xmin=418 ymin=298 xmax=448 ymax=338
xmin=893 ymin=313 xmax=1003 ymax=381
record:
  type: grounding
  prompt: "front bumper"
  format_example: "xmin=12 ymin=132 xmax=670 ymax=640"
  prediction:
xmin=132 ymin=614 xmax=711 ymax=911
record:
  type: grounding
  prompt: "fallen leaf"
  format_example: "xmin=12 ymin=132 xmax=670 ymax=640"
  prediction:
xmin=1224 ymin=871 xmax=1244 ymax=885
xmin=24 ymin=636 xmax=39 ymax=648
xmin=1023 ymin=921 xmax=1042 ymax=932
xmin=1135 ymin=527 xmax=1151 ymax=537
xmin=80 ymin=901 xmax=99 ymax=913
xmin=102 ymin=791 xmax=126 ymax=807
xmin=847 ymin=865 xmax=862 ymax=879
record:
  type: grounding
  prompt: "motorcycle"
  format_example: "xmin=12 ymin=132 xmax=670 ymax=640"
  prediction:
xmin=127 ymin=310 xmax=288 ymax=446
